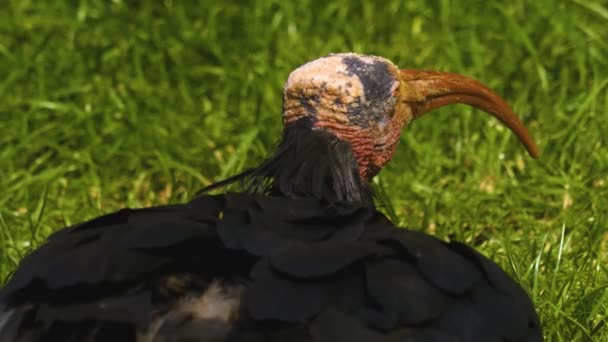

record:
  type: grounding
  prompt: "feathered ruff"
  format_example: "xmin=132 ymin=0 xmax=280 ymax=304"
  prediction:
xmin=199 ymin=118 xmax=374 ymax=205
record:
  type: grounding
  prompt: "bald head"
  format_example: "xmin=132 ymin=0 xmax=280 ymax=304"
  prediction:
xmin=283 ymin=53 xmax=402 ymax=129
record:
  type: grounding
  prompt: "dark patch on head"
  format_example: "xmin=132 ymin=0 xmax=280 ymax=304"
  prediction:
xmin=297 ymin=90 xmax=320 ymax=116
xmin=341 ymin=56 xmax=397 ymax=128
xmin=299 ymin=98 xmax=317 ymax=116
xmin=342 ymin=56 xmax=394 ymax=103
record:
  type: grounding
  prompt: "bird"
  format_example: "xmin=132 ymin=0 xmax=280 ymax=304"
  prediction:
xmin=0 ymin=53 xmax=542 ymax=342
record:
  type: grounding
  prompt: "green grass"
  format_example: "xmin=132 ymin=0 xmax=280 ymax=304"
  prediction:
xmin=1 ymin=0 xmax=606 ymax=340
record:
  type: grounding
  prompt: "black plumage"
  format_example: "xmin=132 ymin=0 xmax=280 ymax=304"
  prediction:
xmin=0 ymin=122 xmax=541 ymax=341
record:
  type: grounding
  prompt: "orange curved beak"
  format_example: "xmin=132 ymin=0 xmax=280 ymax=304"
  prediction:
xmin=398 ymin=69 xmax=539 ymax=158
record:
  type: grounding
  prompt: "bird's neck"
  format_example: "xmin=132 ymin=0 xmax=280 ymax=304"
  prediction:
xmin=245 ymin=118 xmax=374 ymax=205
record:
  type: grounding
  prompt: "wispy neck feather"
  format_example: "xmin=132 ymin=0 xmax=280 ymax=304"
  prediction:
xmin=200 ymin=118 xmax=374 ymax=205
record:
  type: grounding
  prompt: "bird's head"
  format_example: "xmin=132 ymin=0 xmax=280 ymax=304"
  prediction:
xmin=282 ymin=53 xmax=539 ymax=179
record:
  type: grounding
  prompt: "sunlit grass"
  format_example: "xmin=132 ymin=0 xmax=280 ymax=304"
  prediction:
xmin=1 ymin=0 xmax=606 ymax=340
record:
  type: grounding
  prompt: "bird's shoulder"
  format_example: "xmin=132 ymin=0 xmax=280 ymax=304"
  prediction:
xmin=0 ymin=193 xmax=378 ymax=302
xmin=227 ymin=202 xmax=541 ymax=342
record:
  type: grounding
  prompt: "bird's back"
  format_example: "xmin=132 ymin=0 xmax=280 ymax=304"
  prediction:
xmin=0 ymin=193 xmax=541 ymax=342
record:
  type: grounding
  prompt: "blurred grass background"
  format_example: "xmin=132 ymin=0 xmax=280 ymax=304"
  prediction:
xmin=0 ymin=0 xmax=606 ymax=340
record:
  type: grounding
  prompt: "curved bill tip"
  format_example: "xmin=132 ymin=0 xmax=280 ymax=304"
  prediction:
xmin=399 ymin=69 xmax=539 ymax=158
